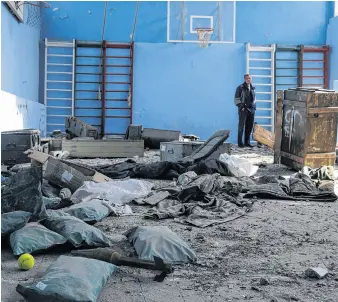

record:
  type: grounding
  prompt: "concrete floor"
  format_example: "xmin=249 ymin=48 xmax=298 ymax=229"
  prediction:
xmin=2 ymin=148 xmax=338 ymax=302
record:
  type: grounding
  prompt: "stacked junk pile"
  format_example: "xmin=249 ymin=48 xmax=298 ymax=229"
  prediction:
xmin=1 ymin=87 xmax=338 ymax=301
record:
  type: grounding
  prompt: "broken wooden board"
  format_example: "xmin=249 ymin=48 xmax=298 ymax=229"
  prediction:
xmin=24 ymin=149 xmax=112 ymax=183
xmin=61 ymin=139 xmax=144 ymax=158
xmin=253 ymin=124 xmax=275 ymax=149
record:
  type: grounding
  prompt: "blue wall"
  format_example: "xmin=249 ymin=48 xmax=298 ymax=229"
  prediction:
xmin=43 ymin=1 xmax=331 ymax=45
xmin=133 ymin=43 xmax=245 ymax=139
xmin=1 ymin=2 xmax=41 ymax=102
xmin=40 ymin=1 xmax=334 ymax=141
xmin=42 ymin=1 xmax=167 ymax=43
xmin=327 ymin=16 xmax=338 ymax=90
xmin=236 ymin=1 xmax=330 ymax=45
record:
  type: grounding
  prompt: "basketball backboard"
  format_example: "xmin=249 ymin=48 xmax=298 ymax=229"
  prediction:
xmin=167 ymin=1 xmax=236 ymax=44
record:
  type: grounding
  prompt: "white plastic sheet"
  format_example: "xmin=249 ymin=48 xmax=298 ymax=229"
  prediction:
xmin=219 ymin=153 xmax=258 ymax=177
xmin=71 ymin=179 xmax=153 ymax=205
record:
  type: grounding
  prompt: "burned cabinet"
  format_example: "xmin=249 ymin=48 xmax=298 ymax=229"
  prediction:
xmin=279 ymin=88 xmax=338 ymax=170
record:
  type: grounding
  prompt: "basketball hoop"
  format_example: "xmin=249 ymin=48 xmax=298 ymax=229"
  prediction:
xmin=18 ymin=1 xmax=50 ymax=28
xmin=196 ymin=28 xmax=214 ymax=48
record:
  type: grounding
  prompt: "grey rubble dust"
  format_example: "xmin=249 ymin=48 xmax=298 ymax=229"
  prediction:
xmin=2 ymin=146 xmax=338 ymax=302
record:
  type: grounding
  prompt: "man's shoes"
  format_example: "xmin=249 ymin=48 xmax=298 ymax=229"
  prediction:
xmin=244 ymin=143 xmax=254 ymax=148
xmin=238 ymin=143 xmax=245 ymax=148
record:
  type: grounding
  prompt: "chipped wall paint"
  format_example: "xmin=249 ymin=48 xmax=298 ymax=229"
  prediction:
xmin=0 ymin=90 xmax=46 ymax=136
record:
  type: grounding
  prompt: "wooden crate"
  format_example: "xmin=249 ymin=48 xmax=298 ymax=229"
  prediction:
xmin=277 ymin=88 xmax=338 ymax=170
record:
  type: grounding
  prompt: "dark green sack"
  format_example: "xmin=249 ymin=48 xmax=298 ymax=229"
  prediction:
xmin=64 ymin=199 xmax=110 ymax=224
xmin=16 ymin=255 xmax=117 ymax=302
xmin=1 ymin=167 xmax=46 ymax=220
xmin=1 ymin=211 xmax=32 ymax=236
xmin=10 ymin=223 xmax=67 ymax=256
xmin=126 ymin=226 xmax=197 ymax=264
xmin=42 ymin=211 xmax=111 ymax=248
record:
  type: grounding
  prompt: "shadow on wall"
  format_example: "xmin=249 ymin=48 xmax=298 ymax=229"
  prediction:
xmin=0 ymin=90 xmax=46 ymax=136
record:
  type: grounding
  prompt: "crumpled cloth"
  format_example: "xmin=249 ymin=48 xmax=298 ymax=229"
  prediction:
xmin=145 ymin=196 xmax=248 ymax=228
xmin=245 ymin=173 xmax=337 ymax=202
xmin=302 ymin=166 xmax=335 ymax=181
xmin=144 ymin=174 xmax=253 ymax=227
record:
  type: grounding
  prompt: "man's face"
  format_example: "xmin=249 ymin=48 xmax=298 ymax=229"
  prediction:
xmin=244 ymin=75 xmax=251 ymax=85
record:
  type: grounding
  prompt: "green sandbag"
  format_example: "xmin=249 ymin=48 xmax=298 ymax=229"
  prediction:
xmin=64 ymin=199 xmax=110 ymax=224
xmin=10 ymin=222 xmax=67 ymax=256
xmin=1 ymin=211 xmax=32 ymax=236
xmin=16 ymin=255 xmax=117 ymax=302
xmin=125 ymin=226 xmax=197 ymax=264
xmin=42 ymin=211 xmax=111 ymax=248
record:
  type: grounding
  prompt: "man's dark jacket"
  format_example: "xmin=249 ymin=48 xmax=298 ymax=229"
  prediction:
xmin=234 ymin=83 xmax=256 ymax=112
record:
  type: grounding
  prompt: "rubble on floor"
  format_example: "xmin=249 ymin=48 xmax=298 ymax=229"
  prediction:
xmin=1 ymin=142 xmax=338 ymax=302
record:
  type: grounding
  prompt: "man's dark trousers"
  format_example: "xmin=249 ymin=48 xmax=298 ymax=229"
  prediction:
xmin=238 ymin=107 xmax=255 ymax=146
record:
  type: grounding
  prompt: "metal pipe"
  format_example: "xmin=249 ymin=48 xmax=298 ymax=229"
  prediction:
xmin=181 ymin=1 xmax=185 ymax=40
xmin=217 ymin=1 xmax=221 ymax=41
xmin=130 ymin=42 xmax=134 ymax=124
xmin=105 ymin=43 xmax=133 ymax=49
xmin=44 ymin=38 xmax=47 ymax=106
xmin=102 ymin=40 xmax=107 ymax=136
xmin=299 ymin=45 xmax=304 ymax=87
xmin=71 ymin=39 xmax=76 ymax=117
xmin=76 ymin=40 xmax=103 ymax=47
xmin=324 ymin=46 xmax=329 ymax=89
xmin=276 ymin=45 xmax=301 ymax=51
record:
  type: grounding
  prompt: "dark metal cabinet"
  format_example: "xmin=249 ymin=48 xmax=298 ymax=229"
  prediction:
xmin=1 ymin=129 xmax=40 ymax=166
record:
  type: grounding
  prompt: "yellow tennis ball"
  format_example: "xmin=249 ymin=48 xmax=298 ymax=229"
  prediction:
xmin=18 ymin=253 xmax=35 ymax=271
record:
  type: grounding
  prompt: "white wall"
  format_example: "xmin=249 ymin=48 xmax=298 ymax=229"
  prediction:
xmin=0 ymin=90 xmax=46 ymax=137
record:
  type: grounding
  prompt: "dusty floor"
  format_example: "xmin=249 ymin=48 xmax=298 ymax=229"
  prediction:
xmin=2 ymin=146 xmax=338 ymax=302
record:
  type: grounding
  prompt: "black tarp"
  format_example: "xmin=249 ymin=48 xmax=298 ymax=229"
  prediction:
xmin=96 ymin=158 xmax=232 ymax=180
xmin=1 ymin=167 xmax=47 ymax=220
xmin=244 ymin=173 xmax=337 ymax=202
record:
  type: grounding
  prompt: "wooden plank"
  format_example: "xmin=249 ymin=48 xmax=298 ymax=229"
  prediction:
xmin=304 ymin=152 xmax=336 ymax=168
xmin=308 ymin=107 xmax=338 ymax=114
xmin=274 ymin=90 xmax=284 ymax=164
xmin=24 ymin=149 xmax=50 ymax=164
xmin=280 ymin=151 xmax=304 ymax=164
xmin=253 ymin=124 xmax=275 ymax=149
xmin=62 ymin=140 xmax=144 ymax=158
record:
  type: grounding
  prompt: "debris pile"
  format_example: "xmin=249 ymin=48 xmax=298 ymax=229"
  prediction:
xmin=1 ymin=124 xmax=337 ymax=301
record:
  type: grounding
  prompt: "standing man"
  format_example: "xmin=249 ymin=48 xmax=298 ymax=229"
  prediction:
xmin=234 ymin=74 xmax=256 ymax=148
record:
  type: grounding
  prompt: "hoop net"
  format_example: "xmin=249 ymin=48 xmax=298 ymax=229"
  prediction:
xmin=22 ymin=1 xmax=50 ymax=29
xmin=196 ymin=28 xmax=214 ymax=48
